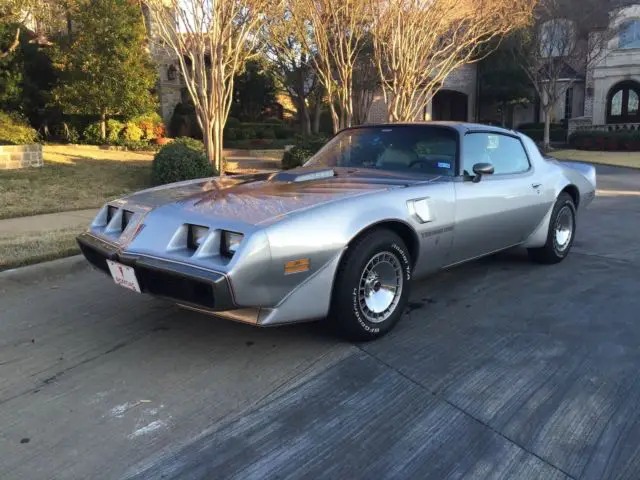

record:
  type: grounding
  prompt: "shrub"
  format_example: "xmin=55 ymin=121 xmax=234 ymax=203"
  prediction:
xmin=282 ymin=146 xmax=314 ymax=170
xmin=106 ymin=119 xmax=124 ymax=143
xmin=226 ymin=116 xmax=241 ymax=128
xmin=518 ymin=128 xmax=567 ymax=143
xmin=83 ymin=122 xmax=103 ymax=144
xmin=568 ymin=129 xmax=640 ymax=151
xmin=122 ymin=122 xmax=144 ymax=142
xmin=131 ymin=112 xmax=163 ymax=139
xmin=154 ymin=122 xmax=166 ymax=138
xmin=239 ymin=127 xmax=256 ymax=140
xmin=0 ymin=112 xmax=39 ymax=145
xmin=151 ymin=137 xmax=215 ymax=185
xmin=225 ymin=128 xmax=238 ymax=141
xmin=517 ymin=122 xmax=565 ymax=131
xmin=281 ymin=135 xmax=328 ymax=170
xmin=58 ymin=123 xmax=80 ymax=144
xmin=262 ymin=127 xmax=276 ymax=140
xmin=274 ymin=125 xmax=294 ymax=139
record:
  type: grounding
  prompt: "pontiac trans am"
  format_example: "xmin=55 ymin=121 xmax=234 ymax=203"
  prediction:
xmin=77 ymin=122 xmax=596 ymax=340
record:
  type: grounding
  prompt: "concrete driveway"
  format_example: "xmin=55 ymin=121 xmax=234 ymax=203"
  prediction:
xmin=1 ymin=165 xmax=639 ymax=480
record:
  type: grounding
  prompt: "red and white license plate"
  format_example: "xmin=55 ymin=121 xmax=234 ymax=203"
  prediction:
xmin=106 ymin=260 xmax=141 ymax=293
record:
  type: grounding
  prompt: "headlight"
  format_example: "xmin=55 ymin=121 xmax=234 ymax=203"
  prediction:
xmin=187 ymin=225 xmax=209 ymax=250
xmin=221 ymin=231 xmax=243 ymax=257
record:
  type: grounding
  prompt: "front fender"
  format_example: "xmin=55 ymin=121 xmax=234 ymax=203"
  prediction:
xmin=250 ymin=190 xmax=418 ymax=308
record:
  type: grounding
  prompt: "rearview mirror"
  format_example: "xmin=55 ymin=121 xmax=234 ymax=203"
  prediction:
xmin=472 ymin=162 xmax=494 ymax=183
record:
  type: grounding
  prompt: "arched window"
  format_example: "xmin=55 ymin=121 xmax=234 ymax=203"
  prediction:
xmin=607 ymin=81 xmax=640 ymax=124
xmin=619 ymin=20 xmax=640 ymax=49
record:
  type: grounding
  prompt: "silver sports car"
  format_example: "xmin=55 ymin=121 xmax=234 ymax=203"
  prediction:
xmin=77 ymin=122 xmax=596 ymax=340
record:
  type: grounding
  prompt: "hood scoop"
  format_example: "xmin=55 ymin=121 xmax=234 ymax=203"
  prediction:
xmin=272 ymin=168 xmax=336 ymax=183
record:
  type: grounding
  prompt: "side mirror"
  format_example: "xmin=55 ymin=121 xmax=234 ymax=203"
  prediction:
xmin=472 ymin=162 xmax=494 ymax=183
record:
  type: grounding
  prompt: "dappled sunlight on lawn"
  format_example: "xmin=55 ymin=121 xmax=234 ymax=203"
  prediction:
xmin=43 ymin=144 xmax=154 ymax=165
xmin=1 ymin=146 xmax=152 ymax=219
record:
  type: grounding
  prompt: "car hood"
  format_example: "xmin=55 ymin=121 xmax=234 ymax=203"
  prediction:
xmin=121 ymin=167 xmax=444 ymax=225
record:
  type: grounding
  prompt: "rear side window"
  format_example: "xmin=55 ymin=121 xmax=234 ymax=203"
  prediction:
xmin=462 ymin=133 xmax=530 ymax=175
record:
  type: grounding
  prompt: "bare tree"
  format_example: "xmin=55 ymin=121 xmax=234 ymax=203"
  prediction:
xmin=0 ymin=0 xmax=63 ymax=57
xmin=144 ymin=0 xmax=279 ymax=173
xmin=290 ymin=0 xmax=373 ymax=133
xmin=264 ymin=6 xmax=318 ymax=135
xmin=352 ymin=36 xmax=378 ymax=125
xmin=371 ymin=0 xmax=535 ymax=123
xmin=512 ymin=0 xmax=617 ymax=151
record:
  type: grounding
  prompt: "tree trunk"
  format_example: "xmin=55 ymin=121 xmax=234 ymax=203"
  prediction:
xmin=543 ymin=109 xmax=552 ymax=152
xmin=329 ymin=102 xmax=339 ymax=134
xmin=100 ymin=112 xmax=107 ymax=142
xmin=203 ymin=119 xmax=224 ymax=176
xmin=213 ymin=121 xmax=224 ymax=176
xmin=312 ymin=100 xmax=322 ymax=134
xmin=296 ymin=98 xmax=311 ymax=136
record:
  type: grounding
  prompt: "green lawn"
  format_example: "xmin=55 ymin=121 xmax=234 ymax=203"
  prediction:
xmin=0 ymin=145 xmax=154 ymax=219
xmin=0 ymin=227 xmax=82 ymax=271
xmin=550 ymin=149 xmax=640 ymax=169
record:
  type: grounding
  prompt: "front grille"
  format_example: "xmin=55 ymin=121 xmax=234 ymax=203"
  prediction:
xmin=135 ymin=266 xmax=215 ymax=309
xmin=79 ymin=243 xmax=110 ymax=274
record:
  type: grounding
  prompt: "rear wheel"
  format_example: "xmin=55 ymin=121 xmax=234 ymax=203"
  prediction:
xmin=528 ymin=192 xmax=576 ymax=264
xmin=329 ymin=229 xmax=412 ymax=341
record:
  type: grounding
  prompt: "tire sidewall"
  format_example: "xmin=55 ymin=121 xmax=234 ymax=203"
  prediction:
xmin=340 ymin=232 xmax=412 ymax=338
xmin=550 ymin=194 xmax=576 ymax=259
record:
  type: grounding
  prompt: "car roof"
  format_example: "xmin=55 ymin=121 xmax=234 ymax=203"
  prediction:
xmin=343 ymin=121 xmax=518 ymax=136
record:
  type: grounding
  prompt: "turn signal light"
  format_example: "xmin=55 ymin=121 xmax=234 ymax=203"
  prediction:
xmin=284 ymin=258 xmax=310 ymax=275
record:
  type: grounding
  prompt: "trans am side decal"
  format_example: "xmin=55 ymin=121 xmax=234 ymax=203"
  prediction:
xmin=420 ymin=225 xmax=455 ymax=239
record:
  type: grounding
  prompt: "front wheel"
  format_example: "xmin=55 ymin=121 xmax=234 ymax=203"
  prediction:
xmin=528 ymin=192 xmax=576 ymax=264
xmin=329 ymin=229 xmax=412 ymax=341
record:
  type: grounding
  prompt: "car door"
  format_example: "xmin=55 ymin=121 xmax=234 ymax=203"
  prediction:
xmin=447 ymin=131 xmax=548 ymax=265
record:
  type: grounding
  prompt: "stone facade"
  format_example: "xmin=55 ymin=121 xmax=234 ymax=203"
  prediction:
xmin=142 ymin=5 xmax=184 ymax=127
xmin=0 ymin=144 xmax=43 ymax=170
xmin=588 ymin=4 xmax=640 ymax=125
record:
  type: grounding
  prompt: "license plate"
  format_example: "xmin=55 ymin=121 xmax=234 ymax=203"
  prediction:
xmin=106 ymin=260 xmax=141 ymax=293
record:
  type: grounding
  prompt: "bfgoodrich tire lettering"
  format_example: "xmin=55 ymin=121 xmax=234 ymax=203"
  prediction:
xmin=330 ymin=229 xmax=412 ymax=341
xmin=528 ymin=192 xmax=576 ymax=264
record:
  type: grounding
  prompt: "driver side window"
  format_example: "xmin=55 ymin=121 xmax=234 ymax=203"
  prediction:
xmin=462 ymin=133 xmax=530 ymax=176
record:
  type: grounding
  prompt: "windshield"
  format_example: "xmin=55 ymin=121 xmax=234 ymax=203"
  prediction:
xmin=304 ymin=125 xmax=458 ymax=176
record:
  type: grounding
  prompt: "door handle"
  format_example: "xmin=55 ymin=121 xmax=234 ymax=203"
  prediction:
xmin=532 ymin=183 xmax=542 ymax=189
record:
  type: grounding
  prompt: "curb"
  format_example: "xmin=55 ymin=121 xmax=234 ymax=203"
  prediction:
xmin=0 ymin=255 xmax=88 ymax=283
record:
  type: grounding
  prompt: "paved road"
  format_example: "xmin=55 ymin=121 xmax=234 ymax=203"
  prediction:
xmin=1 ymin=165 xmax=639 ymax=480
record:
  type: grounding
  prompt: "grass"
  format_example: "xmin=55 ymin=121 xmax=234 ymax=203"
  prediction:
xmin=0 ymin=226 xmax=82 ymax=271
xmin=0 ymin=145 xmax=153 ymax=220
xmin=549 ymin=149 xmax=640 ymax=169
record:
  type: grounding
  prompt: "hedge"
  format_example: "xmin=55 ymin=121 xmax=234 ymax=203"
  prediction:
xmin=517 ymin=122 xmax=566 ymax=131
xmin=518 ymin=128 xmax=567 ymax=142
xmin=569 ymin=130 xmax=640 ymax=151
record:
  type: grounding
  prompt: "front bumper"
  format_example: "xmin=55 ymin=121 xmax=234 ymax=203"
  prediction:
xmin=77 ymin=232 xmax=236 ymax=312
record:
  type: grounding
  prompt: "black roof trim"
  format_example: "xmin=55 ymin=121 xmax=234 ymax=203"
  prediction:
xmin=339 ymin=121 xmax=518 ymax=135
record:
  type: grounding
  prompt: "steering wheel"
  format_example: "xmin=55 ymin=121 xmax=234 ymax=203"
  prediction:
xmin=408 ymin=159 xmax=434 ymax=170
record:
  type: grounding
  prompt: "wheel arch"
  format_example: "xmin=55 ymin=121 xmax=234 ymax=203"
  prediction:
xmin=561 ymin=184 xmax=580 ymax=209
xmin=344 ymin=219 xmax=420 ymax=268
